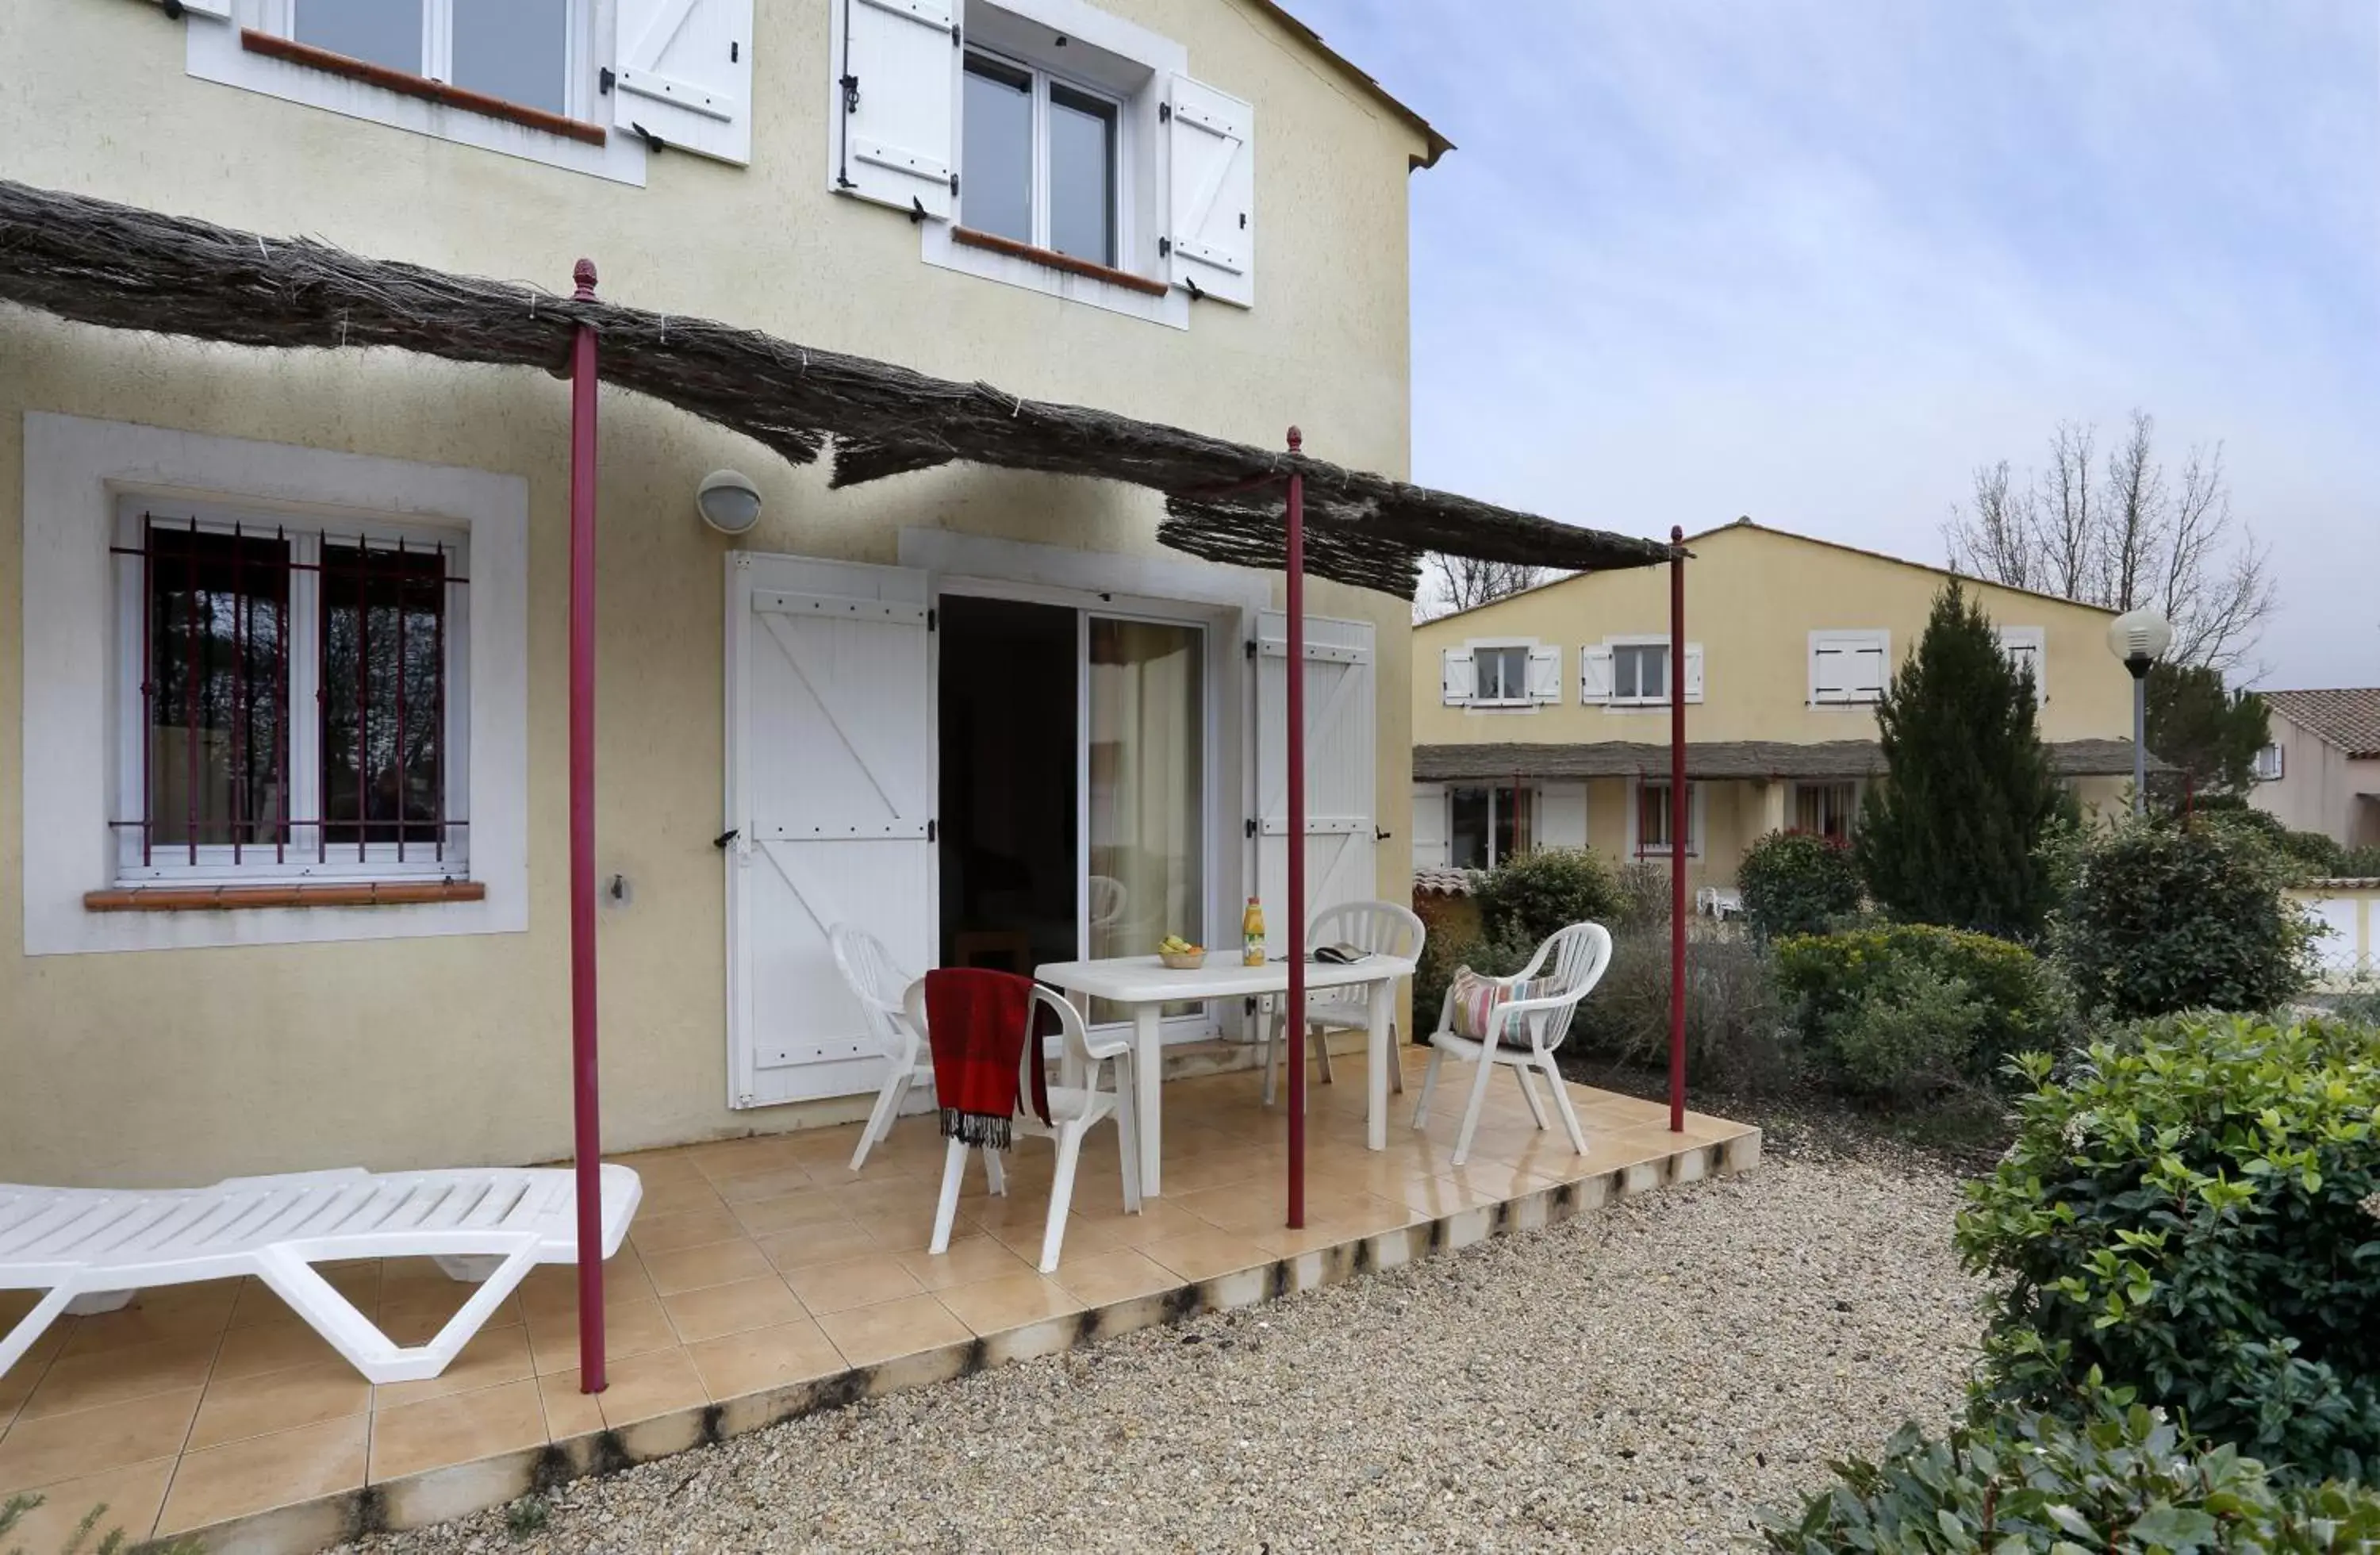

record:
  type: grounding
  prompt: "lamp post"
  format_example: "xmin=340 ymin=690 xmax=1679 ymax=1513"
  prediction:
xmin=2106 ymin=608 xmax=2173 ymax=817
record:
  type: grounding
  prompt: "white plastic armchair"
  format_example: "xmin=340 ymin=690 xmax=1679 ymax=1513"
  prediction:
xmin=1261 ymin=899 xmax=1426 ymax=1107
xmin=1411 ymin=922 xmax=1614 ymax=1165
xmin=914 ymin=984 xmax=1141 ymax=1274
xmin=830 ymin=924 xmax=935 ymax=1173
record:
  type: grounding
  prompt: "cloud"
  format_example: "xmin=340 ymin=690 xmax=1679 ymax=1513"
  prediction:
xmin=1288 ymin=0 xmax=2380 ymax=683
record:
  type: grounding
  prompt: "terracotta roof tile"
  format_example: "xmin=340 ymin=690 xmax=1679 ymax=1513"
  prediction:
xmin=2264 ymin=689 xmax=2380 ymax=759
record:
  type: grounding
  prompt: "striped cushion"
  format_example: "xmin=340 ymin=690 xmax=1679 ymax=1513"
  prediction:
xmin=1449 ymin=967 xmax=1552 ymax=1048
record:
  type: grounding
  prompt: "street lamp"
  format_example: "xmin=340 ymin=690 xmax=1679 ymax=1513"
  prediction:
xmin=2106 ymin=608 xmax=2173 ymax=816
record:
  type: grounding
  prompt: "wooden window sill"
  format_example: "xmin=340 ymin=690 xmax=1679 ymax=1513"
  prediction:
xmin=86 ymin=881 xmax=486 ymax=912
xmin=950 ymin=228 xmax=1171 ymax=298
xmin=240 ymin=30 xmax=608 ymax=147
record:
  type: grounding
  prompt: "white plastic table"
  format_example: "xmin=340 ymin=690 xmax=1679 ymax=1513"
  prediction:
xmin=1034 ymin=954 xmax=1417 ymax=1196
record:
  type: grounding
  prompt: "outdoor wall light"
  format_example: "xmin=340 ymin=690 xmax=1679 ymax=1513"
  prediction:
xmin=2105 ymin=607 xmax=2174 ymax=816
xmin=696 ymin=469 xmax=762 ymax=535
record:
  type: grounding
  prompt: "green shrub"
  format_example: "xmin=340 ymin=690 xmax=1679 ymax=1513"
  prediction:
xmin=1955 ymin=1014 xmax=2380 ymax=1483
xmin=1566 ymin=930 xmax=1790 ymax=1088
xmin=1774 ymin=923 xmax=2063 ymax=1092
xmin=2336 ymin=844 xmax=2380 ymax=880
xmin=1763 ymin=1383 xmax=2380 ymax=1553
xmin=1824 ymin=959 xmax=1986 ymax=1101
xmin=1470 ymin=847 xmax=1622 ymax=946
xmin=2056 ymin=817 xmax=2319 ymax=1019
xmin=1738 ymin=830 xmax=1864 ymax=940
xmin=1611 ymin=861 xmax=1672 ymax=931
xmin=1411 ymin=918 xmax=1537 ymax=1038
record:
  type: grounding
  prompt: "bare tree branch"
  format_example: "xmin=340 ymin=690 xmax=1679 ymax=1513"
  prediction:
xmin=1942 ymin=410 xmax=2274 ymax=670
xmin=1417 ymin=553 xmax=1549 ymax=619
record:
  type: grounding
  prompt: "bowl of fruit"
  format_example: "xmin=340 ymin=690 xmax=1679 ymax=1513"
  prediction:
xmin=1157 ymin=935 xmax=1206 ymax=970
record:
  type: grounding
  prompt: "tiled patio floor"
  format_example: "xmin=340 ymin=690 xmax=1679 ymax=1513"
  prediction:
xmin=0 ymin=1049 xmax=1757 ymax=1554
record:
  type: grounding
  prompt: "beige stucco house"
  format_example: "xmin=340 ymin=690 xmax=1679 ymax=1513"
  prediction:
xmin=1 ymin=0 xmax=1468 ymax=1188
xmin=1411 ymin=520 xmax=2146 ymax=893
xmin=2252 ymin=689 xmax=2380 ymax=850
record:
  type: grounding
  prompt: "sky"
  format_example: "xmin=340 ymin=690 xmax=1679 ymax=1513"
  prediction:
xmin=1286 ymin=0 xmax=2379 ymax=689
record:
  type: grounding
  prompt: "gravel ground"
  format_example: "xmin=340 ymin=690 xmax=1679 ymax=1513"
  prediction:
xmin=344 ymin=1152 xmax=1982 ymax=1555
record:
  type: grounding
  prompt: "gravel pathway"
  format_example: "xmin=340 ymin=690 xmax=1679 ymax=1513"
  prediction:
xmin=344 ymin=1154 xmax=1982 ymax=1555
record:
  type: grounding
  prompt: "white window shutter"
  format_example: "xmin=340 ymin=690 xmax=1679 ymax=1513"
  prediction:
xmin=612 ymin=0 xmax=756 ymax=164
xmin=1853 ymin=643 xmax=1889 ymax=701
xmin=1410 ymin=784 xmax=1449 ymax=870
xmin=1581 ymin=645 xmax=1614 ymax=704
xmin=1165 ymin=76 xmax=1255 ymax=308
xmin=1526 ymin=646 xmax=1560 ymax=704
xmin=1683 ymin=644 xmax=1705 ymax=703
xmin=1441 ymin=647 xmax=1474 ymax=705
xmin=827 ymin=0 xmax=958 ymax=216
xmin=1257 ymin=615 xmax=1376 ymax=954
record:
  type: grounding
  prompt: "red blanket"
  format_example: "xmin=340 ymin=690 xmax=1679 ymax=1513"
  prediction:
xmin=924 ymin=968 xmax=1052 ymax=1149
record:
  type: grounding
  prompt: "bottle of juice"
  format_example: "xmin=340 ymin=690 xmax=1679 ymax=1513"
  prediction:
xmin=1242 ymin=896 xmax=1266 ymax=966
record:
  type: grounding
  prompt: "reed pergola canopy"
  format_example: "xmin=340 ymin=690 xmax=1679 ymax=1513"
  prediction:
xmin=0 ymin=179 xmax=1675 ymax=597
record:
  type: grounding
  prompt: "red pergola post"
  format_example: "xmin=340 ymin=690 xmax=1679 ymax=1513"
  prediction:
xmin=1667 ymin=525 xmax=1687 ymax=1134
xmin=568 ymin=260 xmax=607 ymax=1392
xmin=1284 ymin=428 xmax=1307 ymax=1230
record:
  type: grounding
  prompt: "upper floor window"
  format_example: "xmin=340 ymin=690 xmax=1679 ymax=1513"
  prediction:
xmin=962 ymin=48 xmax=1122 ymax=267
xmin=2255 ymin=743 xmax=2285 ymax=781
xmin=295 ymin=0 xmax=572 ymax=117
xmin=1582 ymin=638 xmax=1702 ymax=707
xmin=1441 ymin=643 xmax=1557 ymax=709
xmin=830 ymin=0 xmax=1252 ymax=325
xmin=113 ymin=501 xmax=470 ymax=883
xmin=1810 ymin=630 xmax=1890 ymax=706
xmin=1997 ymin=626 xmax=2047 ymax=702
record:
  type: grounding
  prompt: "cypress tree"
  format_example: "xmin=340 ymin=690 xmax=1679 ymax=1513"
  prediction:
xmin=1856 ymin=579 xmax=2067 ymax=938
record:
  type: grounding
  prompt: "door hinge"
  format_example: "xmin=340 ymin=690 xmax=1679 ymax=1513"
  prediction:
xmin=1159 ymin=102 xmax=1172 ymax=123
xmin=1158 ymin=236 xmax=1172 ymax=258
xmin=599 ymin=65 xmax=615 ymax=94
xmin=731 ymin=40 xmax=739 ymax=63
xmin=841 ymin=73 xmax=860 ymax=113
xmin=927 ymin=607 xmax=938 ymax=631
xmin=1244 ymin=818 xmax=1258 ymax=839
xmin=927 ymin=819 xmax=939 ymax=843
xmin=1243 ymin=636 xmax=1256 ymax=658
xmin=950 ymin=171 xmax=961 ymax=196
xmin=950 ymin=22 xmax=962 ymax=44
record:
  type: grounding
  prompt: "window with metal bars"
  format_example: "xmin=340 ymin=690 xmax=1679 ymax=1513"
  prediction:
xmin=113 ymin=502 xmax=470 ymax=881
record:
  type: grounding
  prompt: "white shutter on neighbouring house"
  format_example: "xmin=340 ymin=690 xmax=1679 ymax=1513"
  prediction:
xmin=828 ymin=0 xmax=959 ymax=217
xmin=1411 ymin=784 xmax=1449 ymax=870
xmin=725 ymin=554 xmax=935 ymax=1108
xmin=1441 ymin=647 xmax=1475 ymax=706
xmin=1683 ymin=644 xmax=1705 ymax=703
xmin=1538 ymin=783 xmax=1588 ymax=850
xmin=1257 ymin=614 xmax=1376 ymax=954
xmin=612 ymin=0 xmax=756 ymax=164
xmin=1165 ymin=76 xmax=1255 ymax=308
xmin=1526 ymin=645 xmax=1561 ymax=703
xmin=1581 ymin=645 xmax=1614 ymax=704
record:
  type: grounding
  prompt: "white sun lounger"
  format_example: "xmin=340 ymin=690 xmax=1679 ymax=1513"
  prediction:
xmin=0 ymin=1164 xmax=641 ymax=1385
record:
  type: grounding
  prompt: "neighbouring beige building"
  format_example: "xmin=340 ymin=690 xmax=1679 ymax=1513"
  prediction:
xmin=1411 ymin=520 xmax=2146 ymax=893
xmin=2 ymin=0 xmax=1454 ymax=1187
xmin=2252 ymin=689 xmax=2380 ymax=851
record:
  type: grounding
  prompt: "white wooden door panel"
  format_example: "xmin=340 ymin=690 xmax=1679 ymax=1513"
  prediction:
xmin=727 ymin=555 xmax=933 ymax=1108
xmin=1254 ymin=613 xmax=1375 ymax=953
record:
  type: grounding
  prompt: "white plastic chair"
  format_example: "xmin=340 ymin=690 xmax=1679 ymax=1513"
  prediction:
xmin=916 ymin=983 xmax=1140 ymax=1274
xmin=1261 ymin=899 xmax=1426 ymax=1107
xmin=1411 ymin=922 xmax=1614 ymax=1166
xmin=0 ymin=1164 xmax=640 ymax=1385
xmin=831 ymin=924 xmax=935 ymax=1173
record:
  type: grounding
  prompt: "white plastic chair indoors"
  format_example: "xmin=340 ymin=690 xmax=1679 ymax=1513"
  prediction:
xmin=1261 ymin=899 xmax=1426 ymax=1107
xmin=1411 ymin=922 xmax=1614 ymax=1166
xmin=916 ymin=984 xmax=1141 ymax=1274
xmin=831 ymin=924 xmax=935 ymax=1173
